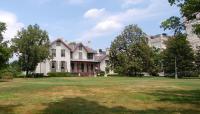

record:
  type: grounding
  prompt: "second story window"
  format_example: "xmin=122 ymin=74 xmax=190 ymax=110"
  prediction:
xmin=56 ymin=41 xmax=61 ymax=46
xmin=79 ymin=52 xmax=82 ymax=59
xmin=87 ymin=53 xmax=93 ymax=60
xmin=51 ymin=49 xmax=56 ymax=57
xmin=61 ymin=49 xmax=65 ymax=57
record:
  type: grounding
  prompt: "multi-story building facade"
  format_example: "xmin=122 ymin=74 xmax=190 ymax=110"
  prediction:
xmin=148 ymin=34 xmax=169 ymax=50
xmin=35 ymin=39 xmax=109 ymax=76
xmin=186 ymin=19 xmax=200 ymax=50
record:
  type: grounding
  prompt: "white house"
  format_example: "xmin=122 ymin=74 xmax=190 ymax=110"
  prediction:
xmin=35 ymin=39 xmax=109 ymax=76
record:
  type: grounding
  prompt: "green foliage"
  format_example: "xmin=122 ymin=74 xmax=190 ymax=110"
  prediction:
xmin=109 ymin=24 xmax=154 ymax=76
xmin=0 ymin=69 xmax=14 ymax=80
xmin=0 ymin=22 xmax=11 ymax=70
xmin=195 ymin=46 xmax=200 ymax=75
xmin=98 ymin=71 xmax=105 ymax=76
xmin=149 ymin=48 xmax=163 ymax=76
xmin=163 ymin=34 xmax=195 ymax=77
xmin=11 ymin=24 xmax=50 ymax=76
xmin=162 ymin=0 xmax=200 ymax=36
xmin=47 ymin=72 xmax=78 ymax=77
xmin=161 ymin=16 xmax=185 ymax=35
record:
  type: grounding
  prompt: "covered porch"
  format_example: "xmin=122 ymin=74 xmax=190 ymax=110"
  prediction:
xmin=71 ymin=61 xmax=100 ymax=76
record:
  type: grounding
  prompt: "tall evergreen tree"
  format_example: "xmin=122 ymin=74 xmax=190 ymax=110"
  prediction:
xmin=195 ymin=46 xmax=200 ymax=74
xmin=11 ymin=24 xmax=50 ymax=76
xmin=163 ymin=34 xmax=194 ymax=77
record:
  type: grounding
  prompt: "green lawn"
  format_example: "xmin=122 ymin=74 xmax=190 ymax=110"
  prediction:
xmin=0 ymin=77 xmax=200 ymax=114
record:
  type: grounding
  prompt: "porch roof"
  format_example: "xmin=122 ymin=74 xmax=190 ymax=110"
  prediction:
xmin=71 ymin=59 xmax=99 ymax=63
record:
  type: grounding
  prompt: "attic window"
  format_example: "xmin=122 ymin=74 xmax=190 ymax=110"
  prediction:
xmin=56 ymin=41 xmax=61 ymax=46
xmin=79 ymin=45 xmax=82 ymax=50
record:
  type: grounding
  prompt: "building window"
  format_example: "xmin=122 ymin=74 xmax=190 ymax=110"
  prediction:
xmin=87 ymin=53 xmax=93 ymax=60
xmin=51 ymin=49 xmax=56 ymax=57
xmin=79 ymin=45 xmax=82 ymax=50
xmin=79 ymin=52 xmax=82 ymax=59
xmin=81 ymin=63 xmax=84 ymax=72
xmin=52 ymin=61 xmax=56 ymax=69
xmin=70 ymin=52 xmax=73 ymax=59
xmin=61 ymin=61 xmax=65 ymax=70
xmin=56 ymin=41 xmax=61 ymax=46
xmin=61 ymin=49 xmax=65 ymax=57
xmin=105 ymin=60 xmax=109 ymax=66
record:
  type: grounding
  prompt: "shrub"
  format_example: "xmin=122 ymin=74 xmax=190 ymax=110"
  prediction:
xmin=97 ymin=71 xmax=105 ymax=76
xmin=47 ymin=72 xmax=78 ymax=77
xmin=0 ymin=70 xmax=14 ymax=80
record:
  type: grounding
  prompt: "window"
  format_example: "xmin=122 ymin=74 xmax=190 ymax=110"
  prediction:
xmin=61 ymin=61 xmax=65 ymax=69
xmin=52 ymin=61 xmax=56 ymax=69
xmin=87 ymin=53 xmax=93 ymax=60
xmin=56 ymin=41 xmax=61 ymax=46
xmin=70 ymin=52 xmax=73 ymax=59
xmin=61 ymin=49 xmax=65 ymax=57
xmin=79 ymin=45 xmax=82 ymax=50
xmin=51 ymin=49 xmax=56 ymax=57
xmin=79 ymin=52 xmax=82 ymax=59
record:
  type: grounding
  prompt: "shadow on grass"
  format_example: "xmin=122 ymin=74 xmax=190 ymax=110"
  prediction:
xmin=42 ymin=97 xmax=200 ymax=114
xmin=0 ymin=104 xmax=21 ymax=114
xmin=147 ymin=89 xmax=200 ymax=105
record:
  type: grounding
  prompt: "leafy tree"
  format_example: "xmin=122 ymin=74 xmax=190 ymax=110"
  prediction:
xmin=0 ymin=22 xmax=11 ymax=70
xmin=195 ymin=46 xmax=200 ymax=74
xmin=161 ymin=0 xmax=200 ymax=36
xmin=11 ymin=24 xmax=50 ymax=76
xmin=109 ymin=25 xmax=153 ymax=76
xmin=149 ymin=48 xmax=163 ymax=76
xmin=163 ymin=34 xmax=195 ymax=77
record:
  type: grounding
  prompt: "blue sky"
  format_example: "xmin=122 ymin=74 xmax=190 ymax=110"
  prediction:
xmin=0 ymin=0 xmax=180 ymax=50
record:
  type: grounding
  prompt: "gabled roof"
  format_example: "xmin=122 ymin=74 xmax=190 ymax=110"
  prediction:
xmin=51 ymin=39 xmax=72 ymax=51
xmin=68 ymin=42 xmax=97 ymax=53
xmin=95 ymin=54 xmax=108 ymax=62
xmin=51 ymin=38 xmax=97 ymax=53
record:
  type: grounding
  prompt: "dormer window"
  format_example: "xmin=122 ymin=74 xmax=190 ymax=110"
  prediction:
xmin=79 ymin=45 xmax=82 ymax=50
xmin=56 ymin=41 xmax=61 ymax=46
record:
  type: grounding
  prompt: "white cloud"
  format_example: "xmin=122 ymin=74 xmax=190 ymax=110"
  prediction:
xmin=84 ymin=8 xmax=107 ymax=19
xmin=0 ymin=10 xmax=24 ymax=41
xmin=80 ymin=0 xmax=167 ymax=41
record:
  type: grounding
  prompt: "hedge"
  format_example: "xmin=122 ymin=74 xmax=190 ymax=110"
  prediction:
xmin=47 ymin=72 xmax=78 ymax=77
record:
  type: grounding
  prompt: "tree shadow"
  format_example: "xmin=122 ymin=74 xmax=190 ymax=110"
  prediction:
xmin=41 ymin=97 xmax=200 ymax=114
xmin=146 ymin=89 xmax=200 ymax=105
xmin=0 ymin=104 xmax=21 ymax=114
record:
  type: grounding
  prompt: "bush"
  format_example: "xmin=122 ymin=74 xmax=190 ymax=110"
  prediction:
xmin=47 ymin=72 xmax=78 ymax=77
xmin=0 ymin=70 xmax=14 ymax=80
xmin=98 ymin=71 xmax=105 ymax=76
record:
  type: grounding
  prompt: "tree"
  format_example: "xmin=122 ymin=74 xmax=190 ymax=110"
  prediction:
xmin=161 ymin=0 xmax=200 ymax=36
xmin=163 ymin=34 xmax=195 ymax=77
xmin=0 ymin=22 xmax=11 ymax=70
xmin=109 ymin=25 xmax=154 ymax=76
xmin=11 ymin=24 xmax=50 ymax=76
xmin=195 ymin=46 xmax=200 ymax=74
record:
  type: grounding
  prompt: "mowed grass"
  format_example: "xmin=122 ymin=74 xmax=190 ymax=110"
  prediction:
xmin=0 ymin=77 xmax=200 ymax=114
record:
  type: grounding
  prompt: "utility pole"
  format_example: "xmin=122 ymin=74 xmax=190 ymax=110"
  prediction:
xmin=175 ymin=57 xmax=178 ymax=79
